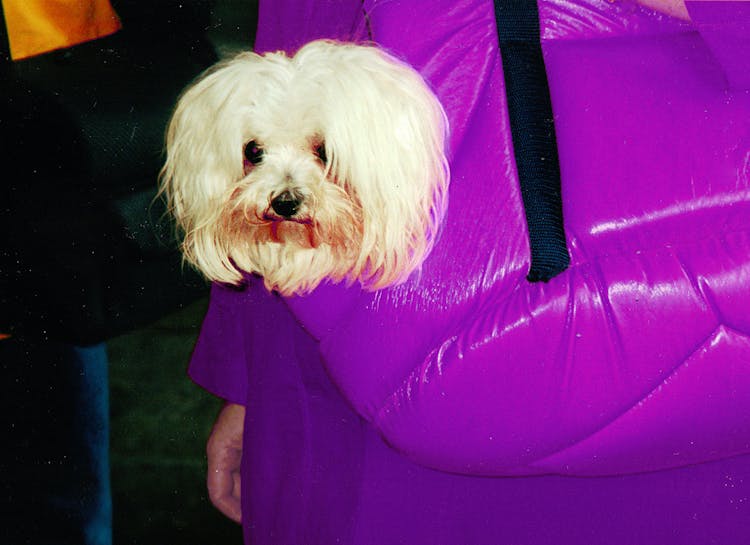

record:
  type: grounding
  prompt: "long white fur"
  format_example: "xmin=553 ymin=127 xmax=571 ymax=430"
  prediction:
xmin=161 ymin=39 xmax=449 ymax=295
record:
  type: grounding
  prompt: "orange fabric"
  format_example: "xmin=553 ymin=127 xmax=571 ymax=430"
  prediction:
xmin=2 ymin=0 xmax=122 ymax=60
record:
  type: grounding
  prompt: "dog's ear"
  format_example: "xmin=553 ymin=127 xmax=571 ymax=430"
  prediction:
xmin=159 ymin=52 xmax=272 ymax=285
xmin=300 ymin=41 xmax=450 ymax=289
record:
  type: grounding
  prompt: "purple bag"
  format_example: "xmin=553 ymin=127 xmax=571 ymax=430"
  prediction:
xmin=190 ymin=1 xmax=750 ymax=543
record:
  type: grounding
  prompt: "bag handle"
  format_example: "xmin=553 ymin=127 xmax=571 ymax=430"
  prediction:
xmin=493 ymin=0 xmax=570 ymax=282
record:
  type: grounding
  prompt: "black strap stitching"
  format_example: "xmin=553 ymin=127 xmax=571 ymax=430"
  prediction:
xmin=493 ymin=0 xmax=570 ymax=282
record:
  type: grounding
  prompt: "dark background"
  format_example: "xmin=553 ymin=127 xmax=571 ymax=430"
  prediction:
xmin=0 ymin=0 xmax=256 ymax=543
xmin=107 ymin=2 xmax=256 ymax=543
xmin=108 ymin=298 xmax=243 ymax=544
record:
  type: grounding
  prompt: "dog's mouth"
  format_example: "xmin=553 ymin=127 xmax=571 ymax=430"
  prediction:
xmin=271 ymin=218 xmax=321 ymax=247
xmin=222 ymin=189 xmax=360 ymax=252
xmin=232 ymin=210 xmax=318 ymax=247
xmin=262 ymin=211 xmax=316 ymax=243
xmin=262 ymin=213 xmax=313 ymax=225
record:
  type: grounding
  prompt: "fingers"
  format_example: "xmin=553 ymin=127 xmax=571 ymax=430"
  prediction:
xmin=207 ymin=466 xmax=242 ymax=523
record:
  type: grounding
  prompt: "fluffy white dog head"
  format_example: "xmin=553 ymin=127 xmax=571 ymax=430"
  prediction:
xmin=161 ymin=39 xmax=449 ymax=295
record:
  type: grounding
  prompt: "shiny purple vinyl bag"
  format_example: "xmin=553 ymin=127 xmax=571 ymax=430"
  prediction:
xmin=189 ymin=1 xmax=750 ymax=543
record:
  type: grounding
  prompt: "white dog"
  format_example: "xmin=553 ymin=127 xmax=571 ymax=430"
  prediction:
xmin=161 ymin=40 xmax=449 ymax=295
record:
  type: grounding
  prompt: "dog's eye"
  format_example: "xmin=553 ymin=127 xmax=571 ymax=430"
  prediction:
xmin=315 ymin=143 xmax=327 ymax=165
xmin=244 ymin=141 xmax=264 ymax=165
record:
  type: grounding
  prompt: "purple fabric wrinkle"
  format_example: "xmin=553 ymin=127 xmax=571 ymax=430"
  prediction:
xmin=185 ymin=0 xmax=750 ymax=543
xmin=352 ymin=430 xmax=750 ymax=545
xmin=686 ymin=1 xmax=750 ymax=89
xmin=544 ymin=30 xmax=750 ymax=257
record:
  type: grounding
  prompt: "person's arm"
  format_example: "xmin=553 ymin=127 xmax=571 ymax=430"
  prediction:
xmin=188 ymin=283 xmax=254 ymax=405
xmin=186 ymin=282 xmax=258 ymax=522
xmin=206 ymin=402 xmax=246 ymax=523
xmin=191 ymin=278 xmax=316 ymax=522
xmin=637 ymin=0 xmax=690 ymax=20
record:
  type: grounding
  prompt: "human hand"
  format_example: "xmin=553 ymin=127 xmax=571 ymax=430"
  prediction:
xmin=206 ymin=402 xmax=246 ymax=523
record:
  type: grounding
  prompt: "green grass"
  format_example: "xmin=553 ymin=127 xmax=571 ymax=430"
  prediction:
xmin=108 ymin=298 xmax=243 ymax=544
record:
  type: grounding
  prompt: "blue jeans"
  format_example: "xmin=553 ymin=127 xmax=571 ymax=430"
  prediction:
xmin=1 ymin=339 xmax=112 ymax=545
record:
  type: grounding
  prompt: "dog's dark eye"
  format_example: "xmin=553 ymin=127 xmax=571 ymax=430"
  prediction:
xmin=315 ymin=143 xmax=327 ymax=165
xmin=244 ymin=141 xmax=264 ymax=165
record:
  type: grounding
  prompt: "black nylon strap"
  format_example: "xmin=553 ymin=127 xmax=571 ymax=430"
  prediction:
xmin=493 ymin=0 xmax=570 ymax=282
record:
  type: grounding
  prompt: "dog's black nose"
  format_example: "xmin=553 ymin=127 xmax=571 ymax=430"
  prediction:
xmin=271 ymin=191 xmax=302 ymax=218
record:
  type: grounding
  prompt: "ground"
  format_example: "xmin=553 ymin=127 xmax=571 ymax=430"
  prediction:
xmin=109 ymin=298 xmax=243 ymax=544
